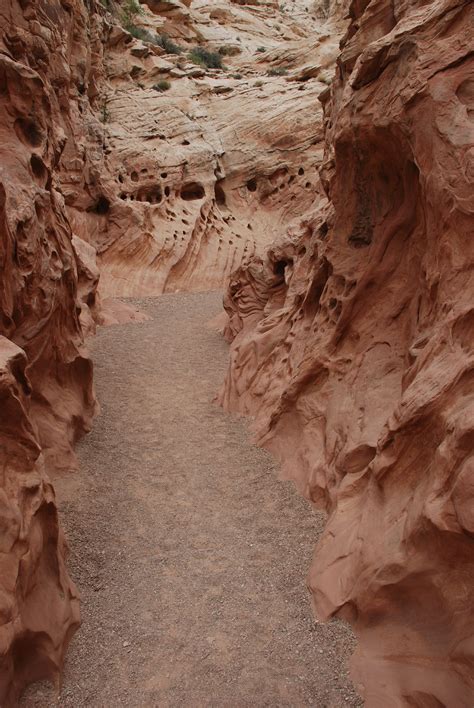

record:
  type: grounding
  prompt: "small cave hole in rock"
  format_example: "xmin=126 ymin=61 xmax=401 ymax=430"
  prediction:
xmin=274 ymin=259 xmax=291 ymax=277
xmin=456 ymin=77 xmax=474 ymax=107
xmin=214 ymin=181 xmax=226 ymax=206
xmin=180 ymin=182 xmax=205 ymax=201
xmin=164 ymin=186 xmax=170 ymax=197
xmin=161 ymin=172 xmax=168 ymax=179
xmin=30 ymin=154 xmax=47 ymax=185
xmin=298 ymin=167 xmax=305 ymax=175
xmin=118 ymin=174 xmax=124 ymax=184
xmin=182 ymin=139 xmax=190 ymax=146
xmin=136 ymin=186 xmax=162 ymax=204
xmin=90 ymin=196 xmax=110 ymax=214
xmin=131 ymin=171 xmax=138 ymax=182
xmin=246 ymin=178 xmax=257 ymax=192
xmin=14 ymin=118 xmax=43 ymax=147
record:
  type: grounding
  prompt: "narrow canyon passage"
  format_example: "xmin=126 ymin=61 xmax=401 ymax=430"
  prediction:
xmin=23 ymin=292 xmax=358 ymax=708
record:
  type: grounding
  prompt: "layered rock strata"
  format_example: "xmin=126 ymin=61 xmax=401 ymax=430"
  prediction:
xmin=219 ymin=0 xmax=474 ymax=704
xmin=0 ymin=0 xmax=101 ymax=701
xmin=68 ymin=0 xmax=344 ymax=296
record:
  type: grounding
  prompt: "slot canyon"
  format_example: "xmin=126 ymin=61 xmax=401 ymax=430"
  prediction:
xmin=0 ymin=0 xmax=473 ymax=705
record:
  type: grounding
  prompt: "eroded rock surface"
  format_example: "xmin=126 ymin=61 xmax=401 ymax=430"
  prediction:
xmin=219 ymin=1 xmax=474 ymax=705
xmin=4 ymin=0 xmax=472 ymax=703
xmin=0 ymin=0 xmax=100 ymax=702
xmin=0 ymin=339 xmax=80 ymax=706
xmin=69 ymin=0 xmax=345 ymax=295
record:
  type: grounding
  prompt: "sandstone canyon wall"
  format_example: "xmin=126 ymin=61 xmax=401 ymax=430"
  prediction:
xmin=0 ymin=0 xmax=103 ymax=702
xmin=68 ymin=0 xmax=345 ymax=296
xmin=219 ymin=0 xmax=474 ymax=705
xmin=2 ymin=0 xmax=472 ymax=703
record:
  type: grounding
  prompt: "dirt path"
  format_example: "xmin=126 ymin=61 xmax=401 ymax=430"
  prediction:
xmin=22 ymin=292 xmax=359 ymax=707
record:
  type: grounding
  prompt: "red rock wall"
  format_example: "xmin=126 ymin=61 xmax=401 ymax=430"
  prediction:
xmin=219 ymin=1 xmax=474 ymax=704
xmin=0 ymin=0 xmax=104 ymax=701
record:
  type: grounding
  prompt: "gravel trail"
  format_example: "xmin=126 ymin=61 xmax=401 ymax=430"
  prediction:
xmin=22 ymin=292 xmax=359 ymax=708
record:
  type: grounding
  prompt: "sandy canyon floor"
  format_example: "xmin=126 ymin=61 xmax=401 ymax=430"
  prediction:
xmin=21 ymin=292 xmax=359 ymax=707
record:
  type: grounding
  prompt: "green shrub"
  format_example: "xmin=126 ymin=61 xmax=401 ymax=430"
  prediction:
xmin=268 ymin=66 xmax=289 ymax=76
xmin=254 ymin=80 xmax=263 ymax=87
xmin=231 ymin=73 xmax=243 ymax=79
xmin=127 ymin=25 xmax=151 ymax=40
xmin=152 ymin=80 xmax=171 ymax=92
xmin=218 ymin=45 xmax=241 ymax=56
xmin=122 ymin=24 xmax=182 ymax=54
xmin=124 ymin=0 xmax=143 ymax=11
xmin=188 ymin=46 xmax=223 ymax=69
xmin=120 ymin=0 xmax=144 ymax=29
xmin=256 ymin=46 xmax=266 ymax=53
xmin=154 ymin=33 xmax=182 ymax=54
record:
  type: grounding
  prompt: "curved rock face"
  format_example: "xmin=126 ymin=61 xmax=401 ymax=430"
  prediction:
xmin=1 ymin=0 xmax=102 ymax=468
xmin=0 ymin=0 xmax=101 ymax=701
xmin=219 ymin=1 xmax=474 ymax=704
xmin=0 ymin=339 xmax=80 ymax=706
xmin=67 ymin=0 xmax=344 ymax=296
